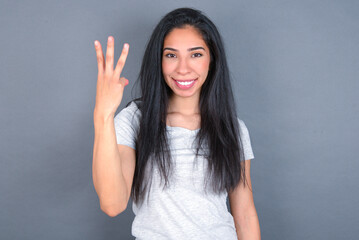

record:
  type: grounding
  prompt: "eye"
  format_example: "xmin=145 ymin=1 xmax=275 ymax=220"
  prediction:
xmin=192 ymin=52 xmax=203 ymax=58
xmin=165 ymin=53 xmax=176 ymax=58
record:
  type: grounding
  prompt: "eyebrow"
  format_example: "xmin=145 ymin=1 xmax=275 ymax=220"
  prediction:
xmin=163 ymin=47 xmax=206 ymax=52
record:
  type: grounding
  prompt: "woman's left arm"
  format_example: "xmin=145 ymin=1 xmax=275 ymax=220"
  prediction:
xmin=228 ymin=159 xmax=261 ymax=240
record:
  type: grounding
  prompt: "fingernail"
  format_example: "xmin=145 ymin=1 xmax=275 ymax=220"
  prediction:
xmin=108 ymin=36 xmax=113 ymax=42
xmin=94 ymin=40 xmax=98 ymax=47
xmin=124 ymin=43 xmax=129 ymax=49
xmin=125 ymin=79 xmax=129 ymax=86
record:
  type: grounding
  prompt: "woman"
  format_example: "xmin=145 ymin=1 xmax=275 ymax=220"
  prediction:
xmin=92 ymin=7 xmax=261 ymax=240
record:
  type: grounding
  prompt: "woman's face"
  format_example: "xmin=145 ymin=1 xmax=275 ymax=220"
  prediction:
xmin=162 ymin=26 xmax=210 ymax=100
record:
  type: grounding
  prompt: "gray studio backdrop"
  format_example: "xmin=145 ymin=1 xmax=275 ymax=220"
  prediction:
xmin=1 ymin=0 xmax=358 ymax=239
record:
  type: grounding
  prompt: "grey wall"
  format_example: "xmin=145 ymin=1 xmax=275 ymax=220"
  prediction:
xmin=1 ymin=0 xmax=358 ymax=239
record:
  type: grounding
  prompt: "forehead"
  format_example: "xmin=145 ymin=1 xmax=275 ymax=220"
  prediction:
xmin=163 ymin=26 xmax=207 ymax=48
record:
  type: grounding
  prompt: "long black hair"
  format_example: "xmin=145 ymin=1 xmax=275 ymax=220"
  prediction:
xmin=128 ymin=7 xmax=248 ymax=207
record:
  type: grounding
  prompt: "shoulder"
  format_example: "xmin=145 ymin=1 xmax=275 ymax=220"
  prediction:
xmin=114 ymin=100 xmax=142 ymax=130
xmin=236 ymin=117 xmax=255 ymax=160
xmin=116 ymin=101 xmax=141 ymax=119
xmin=236 ymin=117 xmax=252 ymax=143
xmin=114 ymin=101 xmax=142 ymax=148
xmin=237 ymin=118 xmax=249 ymax=133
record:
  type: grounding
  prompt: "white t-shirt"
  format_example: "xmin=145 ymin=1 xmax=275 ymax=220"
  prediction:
xmin=114 ymin=101 xmax=255 ymax=240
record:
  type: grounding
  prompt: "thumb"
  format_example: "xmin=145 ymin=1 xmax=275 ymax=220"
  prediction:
xmin=119 ymin=77 xmax=129 ymax=87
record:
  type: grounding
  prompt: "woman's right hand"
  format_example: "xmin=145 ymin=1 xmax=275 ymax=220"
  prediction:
xmin=93 ymin=36 xmax=129 ymax=121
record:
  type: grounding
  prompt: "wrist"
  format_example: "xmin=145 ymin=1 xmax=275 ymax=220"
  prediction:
xmin=93 ymin=109 xmax=115 ymax=125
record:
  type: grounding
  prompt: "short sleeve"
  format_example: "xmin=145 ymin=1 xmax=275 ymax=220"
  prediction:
xmin=238 ymin=118 xmax=255 ymax=160
xmin=114 ymin=102 xmax=141 ymax=150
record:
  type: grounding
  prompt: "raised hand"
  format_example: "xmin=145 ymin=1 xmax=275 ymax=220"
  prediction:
xmin=93 ymin=36 xmax=129 ymax=121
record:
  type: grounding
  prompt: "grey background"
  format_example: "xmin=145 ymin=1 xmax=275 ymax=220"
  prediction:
xmin=1 ymin=0 xmax=358 ymax=239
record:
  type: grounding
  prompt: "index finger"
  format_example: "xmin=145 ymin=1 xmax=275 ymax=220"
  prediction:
xmin=113 ymin=43 xmax=129 ymax=80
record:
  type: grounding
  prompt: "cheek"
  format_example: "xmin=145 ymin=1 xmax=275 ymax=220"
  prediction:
xmin=162 ymin=61 xmax=173 ymax=75
xmin=161 ymin=61 xmax=166 ymax=74
xmin=198 ymin=59 xmax=210 ymax=73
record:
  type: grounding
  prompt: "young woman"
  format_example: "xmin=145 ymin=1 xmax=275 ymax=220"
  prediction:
xmin=93 ymin=7 xmax=261 ymax=240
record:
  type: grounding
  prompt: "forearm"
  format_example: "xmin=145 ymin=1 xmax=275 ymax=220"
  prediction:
xmin=234 ymin=211 xmax=261 ymax=240
xmin=92 ymin=113 xmax=128 ymax=215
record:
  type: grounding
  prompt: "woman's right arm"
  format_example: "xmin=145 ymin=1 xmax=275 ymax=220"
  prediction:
xmin=92 ymin=36 xmax=135 ymax=217
xmin=93 ymin=114 xmax=136 ymax=217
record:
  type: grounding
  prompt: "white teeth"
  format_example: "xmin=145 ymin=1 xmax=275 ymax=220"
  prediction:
xmin=176 ymin=80 xmax=194 ymax=86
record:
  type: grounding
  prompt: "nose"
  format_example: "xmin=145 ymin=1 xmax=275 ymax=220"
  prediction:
xmin=176 ymin=57 xmax=190 ymax=75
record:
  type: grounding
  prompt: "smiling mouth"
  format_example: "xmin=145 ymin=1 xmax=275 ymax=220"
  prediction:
xmin=171 ymin=77 xmax=197 ymax=89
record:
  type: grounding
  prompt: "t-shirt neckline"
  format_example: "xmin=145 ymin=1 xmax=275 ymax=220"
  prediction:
xmin=166 ymin=125 xmax=200 ymax=132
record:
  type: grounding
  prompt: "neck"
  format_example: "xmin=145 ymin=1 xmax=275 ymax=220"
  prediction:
xmin=168 ymin=94 xmax=200 ymax=115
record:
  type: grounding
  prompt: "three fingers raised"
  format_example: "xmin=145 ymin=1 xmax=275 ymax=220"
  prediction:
xmin=94 ymin=37 xmax=129 ymax=81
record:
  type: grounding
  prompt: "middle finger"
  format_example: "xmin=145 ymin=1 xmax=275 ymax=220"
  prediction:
xmin=105 ymin=36 xmax=114 ymax=76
